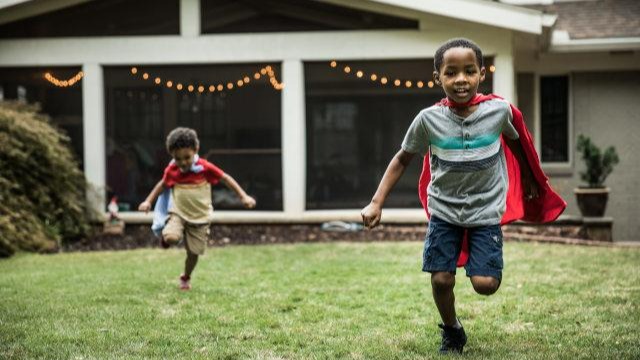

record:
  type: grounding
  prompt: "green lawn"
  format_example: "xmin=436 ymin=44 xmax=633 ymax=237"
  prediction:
xmin=1 ymin=241 xmax=639 ymax=359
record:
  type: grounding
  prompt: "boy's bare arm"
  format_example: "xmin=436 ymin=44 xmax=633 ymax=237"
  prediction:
xmin=220 ymin=173 xmax=256 ymax=209
xmin=504 ymin=137 xmax=539 ymax=200
xmin=361 ymin=149 xmax=415 ymax=229
xmin=138 ymin=180 xmax=166 ymax=212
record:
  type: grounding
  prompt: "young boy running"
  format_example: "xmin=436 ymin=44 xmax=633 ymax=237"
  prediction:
xmin=139 ymin=127 xmax=256 ymax=290
xmin=360 ymin=38 xmax=565 ymax=354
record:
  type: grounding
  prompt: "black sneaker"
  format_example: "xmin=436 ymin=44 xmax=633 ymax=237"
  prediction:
xmin=438 ymin=322 xmax=467 ymax=354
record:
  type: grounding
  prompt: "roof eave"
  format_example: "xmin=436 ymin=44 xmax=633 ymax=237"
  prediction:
xmin=368 ymin=0 xmax=546 ymax=34
xmin=550 ymin=30 xmax=640 ymax=53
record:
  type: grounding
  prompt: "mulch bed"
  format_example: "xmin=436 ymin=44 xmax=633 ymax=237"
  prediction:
xmin=61 ymin=222 xmax=635 ymax=253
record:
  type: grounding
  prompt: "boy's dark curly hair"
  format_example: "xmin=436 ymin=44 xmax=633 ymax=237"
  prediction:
xmin=434 ymin=38 xmax=483 ymax=72
xmin=166 ymin=127 xmax=199 ymax=153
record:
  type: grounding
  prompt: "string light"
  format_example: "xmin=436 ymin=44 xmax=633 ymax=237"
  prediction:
xmin=129 ymin=65 xmax=284 ymax=93
xmin=44 ymin=71 xmax=84 ymax=88
xmin=489 ymin=65 xmax=496 ymax=73
xmin=328 ymin=60 xmax=450 ymax=90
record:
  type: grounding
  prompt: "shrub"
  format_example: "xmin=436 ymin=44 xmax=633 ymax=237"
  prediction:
xmin=576 ymin=134 xmax=619 ymax=188
xmin=0 ymin=101 xmax=90 ymax=257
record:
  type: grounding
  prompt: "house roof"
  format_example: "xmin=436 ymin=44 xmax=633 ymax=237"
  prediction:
xmin=0 ymin=0 xmax=548 ymax=34
xmin=527 ymin=0 xmax=640 ymax=39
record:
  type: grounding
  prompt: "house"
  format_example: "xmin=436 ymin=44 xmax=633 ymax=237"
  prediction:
xmin=0 ymin=0 xmax=638 ymax=240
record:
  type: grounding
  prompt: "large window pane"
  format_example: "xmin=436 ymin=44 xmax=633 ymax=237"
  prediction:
xmin=105 ymin=64 xmax=282 ymax=211
xmin=305 ymin=59 xmax=495 ymax=209
xmin=540 ymin=76 xmax=569 ymax=162
xmin=0 ymin=67 xmax=84 ymax=165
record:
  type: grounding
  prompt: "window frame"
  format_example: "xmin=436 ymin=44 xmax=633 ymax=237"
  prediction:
xmin=535 ymin=72 xmax=573 ymax=174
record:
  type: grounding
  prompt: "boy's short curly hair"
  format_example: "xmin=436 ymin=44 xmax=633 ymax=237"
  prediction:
xmin=166 ymin=127 xmax=199 ymax=153
xmin=434 ymin=38 xmax=484 ymax=72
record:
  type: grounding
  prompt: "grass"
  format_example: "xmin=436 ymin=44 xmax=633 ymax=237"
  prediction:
xmin=1 ymin=241 xmax=639 ymax=359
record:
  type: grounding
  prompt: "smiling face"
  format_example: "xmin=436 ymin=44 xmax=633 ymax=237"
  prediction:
xmin=433 ymin=47 xmax=486 ymax=104
xmin=171 ymin=147 xmax=197 ymax=173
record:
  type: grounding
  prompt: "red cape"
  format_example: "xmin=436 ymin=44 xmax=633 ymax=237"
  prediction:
xmin=418 ymin=94 xmax=566 ymax=266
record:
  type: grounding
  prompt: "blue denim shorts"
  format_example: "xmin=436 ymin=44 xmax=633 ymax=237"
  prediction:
xmin=422 ymin=216 xmax=503 ymax=280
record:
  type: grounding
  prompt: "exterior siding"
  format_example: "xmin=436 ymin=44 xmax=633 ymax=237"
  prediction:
xmin=549 ymin=71 xmax=640 ymax=241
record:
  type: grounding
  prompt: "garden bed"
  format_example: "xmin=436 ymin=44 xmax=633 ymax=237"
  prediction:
xmin=62 ymin=221 xmax=609 ymax=253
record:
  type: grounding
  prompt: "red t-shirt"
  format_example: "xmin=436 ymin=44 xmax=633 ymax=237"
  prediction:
xmin=162 ymin=158 xmax=225 ymax=188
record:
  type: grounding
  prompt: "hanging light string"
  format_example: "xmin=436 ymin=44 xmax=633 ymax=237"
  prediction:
xmin=329 ymin=60 xmax=432 ymax=89
xmin=130 ymin=65 xmax=284 ymax=93
xmin=328 ymin=60 xmax=496 ymax=89
xmin=44 ymin=71 xmax=84 ymax=88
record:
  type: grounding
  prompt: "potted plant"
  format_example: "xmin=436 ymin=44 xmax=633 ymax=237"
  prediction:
xmin=574 ymin=134 xmax=619 ymax=217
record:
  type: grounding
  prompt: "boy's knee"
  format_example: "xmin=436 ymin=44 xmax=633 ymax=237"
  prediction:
xmin=431 ymin=272 xmax=456 ymax=292
xmin=471 ymin=276 xmax=500 ymax=295
xmin=163 ymin=233 xmax=181 ymax=245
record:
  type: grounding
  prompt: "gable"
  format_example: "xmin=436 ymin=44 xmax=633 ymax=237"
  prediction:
xmin=201 ymin=0 xmax=418 ymax=34
xmin=0 ymin=0 xmax=418 ymax=39
xmin=0 ymin=0 xmax=179 ymax=38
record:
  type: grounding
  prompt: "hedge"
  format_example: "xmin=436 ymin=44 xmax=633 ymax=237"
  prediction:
xmin=0 ymin=101 xmax=91 ymax=257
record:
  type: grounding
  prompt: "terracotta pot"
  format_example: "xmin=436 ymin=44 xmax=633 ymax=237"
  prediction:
xmin=574 ymin=187 xmax=609 ymax=217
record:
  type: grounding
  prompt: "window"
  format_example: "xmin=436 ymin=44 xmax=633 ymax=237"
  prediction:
xmin=105 ymin=64 xmax=282 ymax=211
xmin=201 ymin=0 xmax=418 ymax=34
xmin=540 ymin=76 xmax=569 ymax=163
xmin=305 ymin=59 xmax=495 ymax=209
xmin=0 ymin=67 xmax=84 ymax=165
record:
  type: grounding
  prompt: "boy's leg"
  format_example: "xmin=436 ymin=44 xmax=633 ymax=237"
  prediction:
xmin=179 ymin=223 xmax=209 ymax=288
xmin=465 ymin=224 xmax=503 ymax=295
xmin=179 ymin=235 xmax=199 ymax=291
xmin=423 ymin=216 xmax=464 ymax=326
xmin=423 ymin=217 xmax=468 ymax=353
xmin=431 ymin=271 xmax=458 ymax=326
xmin=184 ymin=249 xmax=199 ymax=278
xmin=162 ymin=215 xmax=185 ymax=246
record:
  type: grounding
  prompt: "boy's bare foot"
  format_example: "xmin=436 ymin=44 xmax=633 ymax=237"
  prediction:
xmin=179 ymin=274 xmax=191 ymax=290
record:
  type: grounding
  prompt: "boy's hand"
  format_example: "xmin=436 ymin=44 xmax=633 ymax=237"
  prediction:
xmin=241 ymin=195 xmax=256 ymax=209
xmin=361 ymin=202 xmax=382 ymax=229
xmin=138 ymin=201 xmax=152 ymax=213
